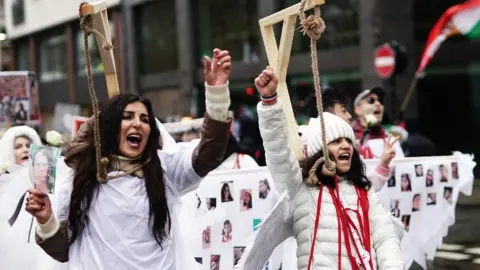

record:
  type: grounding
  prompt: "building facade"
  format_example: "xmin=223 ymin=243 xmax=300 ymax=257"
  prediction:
xmin=4 ymin=0 xmax=480 ymax=163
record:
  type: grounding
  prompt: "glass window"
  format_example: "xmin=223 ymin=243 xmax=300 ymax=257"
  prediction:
xmin=14 ymin=41 xmax=28 ymax=70
xmin=135 ymin=0 xmax=178 ymax=74
xmin=38 ymin=32 xmax=67 ymax=82
xmin=194 ymin=0 xmax=260 ymax=64
xmin=414 ymin=0 xmax=467 ymax=42
xmin=76 ymin=21 xmax=115 ymax=76
xmin=11 ymin=0 xmax=25 ymax=26
xmin=278 ymin=0 xmax=360 ymax=53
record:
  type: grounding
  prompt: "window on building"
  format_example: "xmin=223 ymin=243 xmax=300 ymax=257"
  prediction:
xmin=11 ymin=0 xmax=25 ymax=26
xmin=135 ymin=0 xmax=178 ymax=74
xmin=194 ymin=0 xmax=260 ymax=64
xmin=278 ymin=0 xmax=360 ymax=53
xmin=14 ymin=40 xmax=29 ymax=70
xmin=76 ymin=21 xmax=115 ymax=76
xmin=38 ymin=31 xmax=67 ymax=82
xmin=414 ymin=0 xmax=468 ymax=42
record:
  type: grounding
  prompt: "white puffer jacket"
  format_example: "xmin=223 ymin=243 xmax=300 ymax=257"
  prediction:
xmin=258 ymin=100 xmax=403 ymax=270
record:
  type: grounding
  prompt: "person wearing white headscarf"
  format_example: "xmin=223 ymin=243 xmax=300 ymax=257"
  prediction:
xmin=0 ymin=125 xmax=68 ymax=270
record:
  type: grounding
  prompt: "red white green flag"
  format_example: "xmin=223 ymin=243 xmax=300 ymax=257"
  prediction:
xmin=416 ymin=0 xmax=480 ymax=77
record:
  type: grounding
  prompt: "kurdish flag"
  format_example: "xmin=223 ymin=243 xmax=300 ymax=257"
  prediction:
xmin=416 ymin=0 xmax=480 ymax=77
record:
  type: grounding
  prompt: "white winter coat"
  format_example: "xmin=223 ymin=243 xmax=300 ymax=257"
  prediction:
xmin=237 ymin=101 xmax=403 ymax=270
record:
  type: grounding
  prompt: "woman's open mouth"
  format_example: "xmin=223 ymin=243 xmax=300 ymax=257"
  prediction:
xmin=337 ymin=153 xmax=351 ymax=162
xmin=126 ymin=132 xmax=143 ymax=148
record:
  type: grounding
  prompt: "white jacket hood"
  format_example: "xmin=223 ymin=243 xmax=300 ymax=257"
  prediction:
xmin=0 ymin=126 xmax=42 ymax=165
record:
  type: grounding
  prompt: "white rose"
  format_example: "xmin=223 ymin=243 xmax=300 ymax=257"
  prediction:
xmin=1 ymin=162 xmax=10 ymax=173
xmin=365 ymin=114 xmax=378 ymax=127
xmin=46 ymin=130 xmax=64 ymax=146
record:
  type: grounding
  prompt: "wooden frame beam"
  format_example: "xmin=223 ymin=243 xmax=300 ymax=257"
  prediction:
xmin=259 ymin=0 xmax=325 ymax=160
xmin=80 ymin=1 xmax=119 ymax=98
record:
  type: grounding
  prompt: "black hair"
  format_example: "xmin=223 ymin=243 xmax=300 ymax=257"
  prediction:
xmin=322 ymin=87 xmax=349 ymax=112
xmin=68 ymin=94 xmax=171 ymax=248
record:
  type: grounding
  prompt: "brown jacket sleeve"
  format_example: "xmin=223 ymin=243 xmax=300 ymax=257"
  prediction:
xmin=36 ymin=220 xmax=70 ymax=263
xmin=191 ymin=112 xmax=232 ymax=177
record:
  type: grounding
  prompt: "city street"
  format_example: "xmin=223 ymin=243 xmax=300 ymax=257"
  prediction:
xmin=411 ymin=186 xmax=480 ymax=270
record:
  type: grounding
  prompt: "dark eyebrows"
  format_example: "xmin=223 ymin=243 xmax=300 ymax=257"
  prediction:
xmin=124 ymin=110 xmax=149 ymax=118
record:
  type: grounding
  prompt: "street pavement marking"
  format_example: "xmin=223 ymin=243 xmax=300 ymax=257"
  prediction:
xmin=439 ymin=243 xmax=465 ymax=251
xmin=465 ymin=247 xmax=480 ymax=255
xmin=473 ymin=258 xmax=480 ymax=264
xmin=435 ymin=251 xmax=471 ymax=260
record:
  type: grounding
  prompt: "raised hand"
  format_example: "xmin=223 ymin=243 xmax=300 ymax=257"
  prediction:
xmin=204 ymin=48 xmax=231 ymax=86
xmin=254 ymin=66 xmax=278 ymax=98
xmin=380 ymin=134 xmax=399 ymax=167
xmin=25 ymin=188 xmax=53 ymax=225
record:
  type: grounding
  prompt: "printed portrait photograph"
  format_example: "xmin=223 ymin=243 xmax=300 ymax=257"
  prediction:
xmin=444 ymin=187 xmax=453 ymax=204
xmin=414 ymin=164 xmax=424 ymax=177
xmin=221 ymin=220 xmax=232 ymax=243
xmin=202 ymin=226 xmax=211 ymax=249
xmin=387 ymin=169 xmax=396 ymax=187
xmin=30 ymin=145 xmax=61 ymax=194
xmin=259 ymin=179 xmax=270 ymax=199
xmin=240 ymin=189 xmax=253 ymax=212
xmin=425 ymin=169 xmax=434 ymax=187
xmin=234 ymin=246 xmax=246 ymax=266
xmin=390 ymin=199 xmax=400 ymax=218
xmin=210 ymin=255 xmax=220 ymax=270
xmin=412 ymin=194 xmax=421 ymax=212
xmin=401 ymin=215 xmax=411 ymax=232
xmin=427 ymin=193 xmax=437 ymax=205
xmin=220 ymin=181 xmax=234 ymax=202
xmin=451 ymin=162 xmax=459 ymax=179
xmin=206 ymin=198 xmax=217 ymax=211
xmin=400 ymin=173 xmax=412 ymax=192
xmin=439 ymin=165 xmax=449 ymax=182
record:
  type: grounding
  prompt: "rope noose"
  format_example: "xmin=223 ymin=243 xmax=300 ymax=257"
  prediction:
xmin=298 ymin=0 xmax=336 ymax=185
xmin=79 ymin=2 xmax=113 ymax=183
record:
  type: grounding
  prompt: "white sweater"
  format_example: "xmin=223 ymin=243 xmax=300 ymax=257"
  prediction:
xmin=257 ymin=100 xmax=403 ymax=270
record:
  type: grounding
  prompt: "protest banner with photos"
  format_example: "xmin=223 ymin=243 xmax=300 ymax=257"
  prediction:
xmin=29 ymin=144 xmax=62 ymax=194
xmin=0 ymin=71 xmax=40 ymax=128
xmin=187 ymin=153 xmax=476 ymax=270
xmin=187 ymin=167 xmax=283 ymax=270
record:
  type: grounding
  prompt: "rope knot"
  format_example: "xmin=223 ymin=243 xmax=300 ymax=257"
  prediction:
xmin=97 ymin=157 xmax=110 ymax=183
xmin=300 ymin=15 xmax=325 ymax=40
xmin=321 ymin=160 xmax=336 ymax=177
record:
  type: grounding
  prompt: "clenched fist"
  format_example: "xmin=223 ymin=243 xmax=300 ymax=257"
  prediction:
xmin=254 ymin=66 xmax=278 ymax=97
xmin=25 ymin=188 xmax=53 ymax=225
xmin=204 ymin=48 xmax=231 ymax=86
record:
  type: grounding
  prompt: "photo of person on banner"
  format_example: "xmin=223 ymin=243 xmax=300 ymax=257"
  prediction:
xmin=401 ymin=173 xmax=412 ymax=192
xmin=426 ymin=169 xmax=434 ymax=187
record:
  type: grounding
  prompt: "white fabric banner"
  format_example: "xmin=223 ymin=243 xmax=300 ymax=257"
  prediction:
xmin=186 ymin=152 xmax=476 ymax=270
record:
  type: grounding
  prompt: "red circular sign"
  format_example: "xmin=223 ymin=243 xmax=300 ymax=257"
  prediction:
xmin=374 ymin=44 xmax=396 ymax=78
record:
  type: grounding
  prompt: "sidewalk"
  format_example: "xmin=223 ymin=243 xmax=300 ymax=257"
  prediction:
xmin=457 ymin=179 xmax=480 ymax=206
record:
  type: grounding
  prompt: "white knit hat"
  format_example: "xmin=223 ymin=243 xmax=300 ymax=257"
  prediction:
xmin=306 ymin=112 xmax=356 ymax=156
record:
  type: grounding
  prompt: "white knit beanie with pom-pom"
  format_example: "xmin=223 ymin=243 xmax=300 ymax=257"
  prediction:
xmin=306 ymin=112 xmax=356 ymax=157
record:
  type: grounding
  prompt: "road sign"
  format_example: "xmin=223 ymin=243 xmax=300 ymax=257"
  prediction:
xmin=374 ymin=43 xmax=396 ymax=79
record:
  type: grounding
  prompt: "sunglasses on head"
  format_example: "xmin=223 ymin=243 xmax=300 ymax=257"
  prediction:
xmin=366 ymin=96 xmax=383 ymax=105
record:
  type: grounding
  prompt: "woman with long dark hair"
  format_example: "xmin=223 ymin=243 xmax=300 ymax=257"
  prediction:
xmin=24 ymin=49 xmax=233 ymax=269
xmin=236 ymin=68 xmax=402 ymax=270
